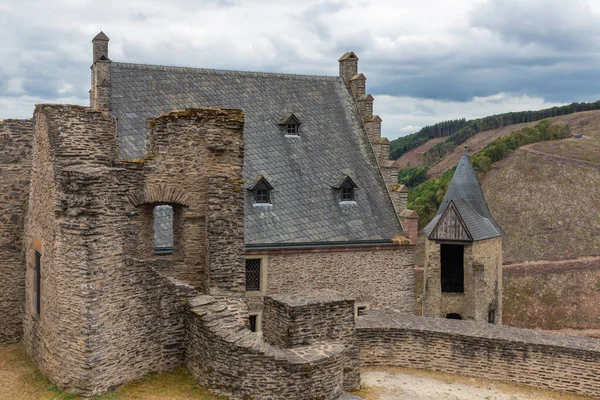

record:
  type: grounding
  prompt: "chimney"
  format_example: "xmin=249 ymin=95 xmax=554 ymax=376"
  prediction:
xmin=349 ymin=73 xmax=366 ymax=98
xmin=356 ymin=94 xmax=374 ymax=117
xmin=363 ymin=115 xmax=382 ymax=143
xmin=338 ymin=52 xmax=358 ymax=83
xmin=90 ymin=31 xmax=111 ymax=111
xmin=399 ymin=209 xmax=419 ymax=244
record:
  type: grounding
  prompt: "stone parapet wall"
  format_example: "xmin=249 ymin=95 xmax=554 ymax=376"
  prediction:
xmin=357 ymin=311 xmax=600 ymax=398
xmin=262 ymin=289 xmax=360 ymax=390
xmin=259 ymin=246 xmax=414 ymax=312
xmin=0 ymin=119 xmax=33 ymax=344
xmin=186 ymin=294 xmax=347 ymax=400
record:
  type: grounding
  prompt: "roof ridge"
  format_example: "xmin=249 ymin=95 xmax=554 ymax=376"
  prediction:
xmin=112 ymin=61 xmax=341 ymax=82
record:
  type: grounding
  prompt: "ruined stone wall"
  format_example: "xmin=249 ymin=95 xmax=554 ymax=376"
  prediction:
xmin=423 ymin=237 xmax=502 ymax=322
xmin=0 ymin=119 xmax=33 ymax=344
xmin=186 ymin=294 xmax=347 ymax=400
xmin=262 ymin=290 xmax=360 ymax=390
xmin=23 ymin=105 xmax=246 ymax=396
xmin=252 ymin=246 xmax=414 ymax=312
xmin=357 ymin=311 xmax=600 ymax=398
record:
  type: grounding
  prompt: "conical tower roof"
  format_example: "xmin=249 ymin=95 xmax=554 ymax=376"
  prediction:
xmin=424 ymin=147 xmax=503 ymax=241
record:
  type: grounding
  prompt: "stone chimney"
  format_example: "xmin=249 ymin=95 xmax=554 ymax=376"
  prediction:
xmin=349 ymin=73 xmax=366 ymax=98
xmin=338 ymin=52 xmax=358 ymax=83
xmin=364 ymin=115 xmax=382 ymax=143
xmin=90 ymin=31 xmax=111 ymax=111
xmin=356 ymin=94 xmax=374 ymax=117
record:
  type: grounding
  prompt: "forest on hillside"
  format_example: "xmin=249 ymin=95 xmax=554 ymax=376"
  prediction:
xmin=389 ymin=100 xmax=600 ymax=161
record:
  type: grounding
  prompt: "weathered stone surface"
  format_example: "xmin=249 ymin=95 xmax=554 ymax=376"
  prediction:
xmin=22 ymin=105 xmax=245 ymax=396
xmin=0 ymin=119 xmax=33 ymax=344
xmin=262 ymin=289 xmax=360 ymax=390
xmin=256 ymin=247 xmax=414 ymax=312
xmin=357 ymin=311 xmax=600 ymax=399
xmin=186 ymin=294 xmax=348 ymax=400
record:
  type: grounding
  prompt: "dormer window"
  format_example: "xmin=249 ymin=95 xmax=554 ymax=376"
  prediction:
xmin=280 ymin=113 xmax=301 ymax=136
xmin=249 ymin=177 xmax=273 ymax=206
xmin=341 ymin=180 xmax=355 ymax=201
xmin=334 ymin=176 xmax=358 ymax=203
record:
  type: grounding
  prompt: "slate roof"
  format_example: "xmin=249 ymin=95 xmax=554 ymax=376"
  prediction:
xmin=424 ymin=148 xmax=503 ymax=241
xmin=109 ymin=62 xmax=402 ymax=245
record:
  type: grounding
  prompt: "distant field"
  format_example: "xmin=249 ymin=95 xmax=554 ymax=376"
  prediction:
xmin=427 ymin=109 xmax=600 ymax=178
xmin=392 ymin=137 xmax=444 ymax=169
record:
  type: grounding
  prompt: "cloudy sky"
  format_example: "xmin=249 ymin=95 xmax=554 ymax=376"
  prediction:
xmin=2 ymin=0 xmax=600 ymax=140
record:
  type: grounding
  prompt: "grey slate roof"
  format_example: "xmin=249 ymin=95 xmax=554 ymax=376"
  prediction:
xmin=424 ymin=149 xmax=503 ymax=241
xmin=109 ymin=62 xmax=402 ymax=245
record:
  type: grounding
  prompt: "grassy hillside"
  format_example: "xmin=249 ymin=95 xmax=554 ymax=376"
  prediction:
xmin=393 ymin=137 xmax=444 ymax=169
xmin=482 ymin=138 xmax=600 ymax=264
xmin=428 ymin=109 xmax=600 ymax=178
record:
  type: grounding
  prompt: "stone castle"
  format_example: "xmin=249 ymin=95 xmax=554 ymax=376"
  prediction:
xmin=0 ymin=32 xmax=599 ymax=399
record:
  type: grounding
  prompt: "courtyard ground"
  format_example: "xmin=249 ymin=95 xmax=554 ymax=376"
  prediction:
xmin=0 ymin=343 xmax=594 ymax=400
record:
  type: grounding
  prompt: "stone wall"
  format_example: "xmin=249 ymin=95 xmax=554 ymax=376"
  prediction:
xmin=262 ymin=290 xmax=360 ymax=390
xmin=423 ymin=236 xmax=502 ymax=323
xmin=357 ymin=311 xmax=600 ymax=398
xmin=0 ymin=119 xmax=33 ymax=344
xmin=23 ymin=105 xmax=246 ymax=396
xmin=249 ymin=245 xmax=414 ymax=313
xmin=186 ymin=294 xmax=347 ymax=400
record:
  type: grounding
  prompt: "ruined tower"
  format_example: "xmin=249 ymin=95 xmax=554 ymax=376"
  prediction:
xmin=422 ymin=147 xmax=503 ymax=323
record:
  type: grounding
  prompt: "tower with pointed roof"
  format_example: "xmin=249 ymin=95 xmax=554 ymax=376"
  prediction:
xmin=422 ymin=147 xmax=504 ymax=323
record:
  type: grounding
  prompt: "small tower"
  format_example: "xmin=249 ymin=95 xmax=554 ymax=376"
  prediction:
xmin=90 ymin=31 xmax=111 ymax=110
xmin=422 ymin=147 xmax=504 ymax=323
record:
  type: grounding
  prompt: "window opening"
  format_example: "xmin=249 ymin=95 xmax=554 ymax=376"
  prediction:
xmin=441 ymin=244 xmax=464 ymax=293
xmin=357 ymin=306 xmax=367 ymax=316
xmin=488 ymin=309 xmax=496 ymax=324
xmin=249 ymin=315 xmax=258 ymax=332
xmin=446 ymin=313 xmax=462 ymax=320
xmin=154 ymin=205 xmax=173 ymax=254
xmin=255 ymin=182 xmax=270 ymax=204
xmin=35 ymin=251 xmax=41 ymax=315
xmin=246 ymin=259 xmax=261 ymax=292
xmin=286 ymin=123 xmax=298 ymax=135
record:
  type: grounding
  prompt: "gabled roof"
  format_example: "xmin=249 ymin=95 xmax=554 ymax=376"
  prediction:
xmin=338 ymin=52 xmax=359 ymax=61
xmin=93 ymin=31 xmax=109 ymax=41
xmin=332 ymin=176 xmax=358 ymax=189
xmin=279 ymin=113 xmax=301 ymax=126
xmin=424 ymin=148 xmax=503 ymax=241
xmin=109 ymin=62 xmax=403 ymax=245
xmin=248 ymin=176 xmax=273 ymax=191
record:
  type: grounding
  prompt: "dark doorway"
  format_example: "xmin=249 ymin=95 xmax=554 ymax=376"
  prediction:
xmin=249 ymin=315 xmax=258 ymax=332
xmin=446 ymin=313 xmax=462 ymax=320
xmin=441 ymin=244 xmax=464 ymax=293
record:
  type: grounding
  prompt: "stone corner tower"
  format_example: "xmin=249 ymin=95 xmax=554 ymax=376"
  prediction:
xmin=422 ymin=147 xmax=503 ymax=324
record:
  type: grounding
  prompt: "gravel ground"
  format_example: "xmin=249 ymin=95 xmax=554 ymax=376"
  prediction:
xmin=360 ymin=367 xmax=594 ymax=400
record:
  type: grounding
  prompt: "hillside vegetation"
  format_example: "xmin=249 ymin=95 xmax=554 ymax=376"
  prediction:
xmin=482 ymin=138 xmax=600 ymax=264
xmin=406 ymin=120 xmax=571 ymax=228
xmin=389 ymin=101 xmax=600 ymax=161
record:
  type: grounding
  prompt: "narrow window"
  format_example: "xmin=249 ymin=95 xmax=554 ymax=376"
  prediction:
xmin=446 ymin=313 xmax=462 ymax=320
xmin=488 ymin=309 xmax=496 ymax=324
xmin=245 ymin=259 xmax=261 ymax=292
xmin=357 ymin=306 xmax=367 ymax=316
xmin=340 ymin=181 xmax=354 ymax=202
xmin=441 ymin=244 xmax=464 ymax=293
xmin=154 ymin=205 xmax=173 ymax=255
xmin=249 ymin=315 xmax=258 ymax=332
xmin=35 ymin=251 xmax=41 ymax=315
xmin=254 ymin=182 xmax=271 ymax=204
xmin=286 ymin=123 xmax=298 ymax=135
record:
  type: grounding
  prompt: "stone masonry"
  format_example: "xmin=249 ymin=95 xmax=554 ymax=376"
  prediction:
xmin=0 ymin=119 xmax=33 ymax=344
xmin=357 ymin=310 xmax=600 ymax=398
xmin=23 ymin=105 xmax=246 ymax=396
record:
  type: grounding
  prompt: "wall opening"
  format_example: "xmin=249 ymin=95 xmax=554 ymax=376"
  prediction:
xmin=441 ymin=244 xmax=464 ymax=293
xmin=35 ymin=251 xmax=41 ymax=316
xmin=488 ymin=309 xmax=496 ymax=324
xmin=446 ymin=313 xmax=462 ymax=320
xmin=249 ymin=315 xmax=258 ymax=332
xmin=154 ymin=205 xmax=173 ymax=255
